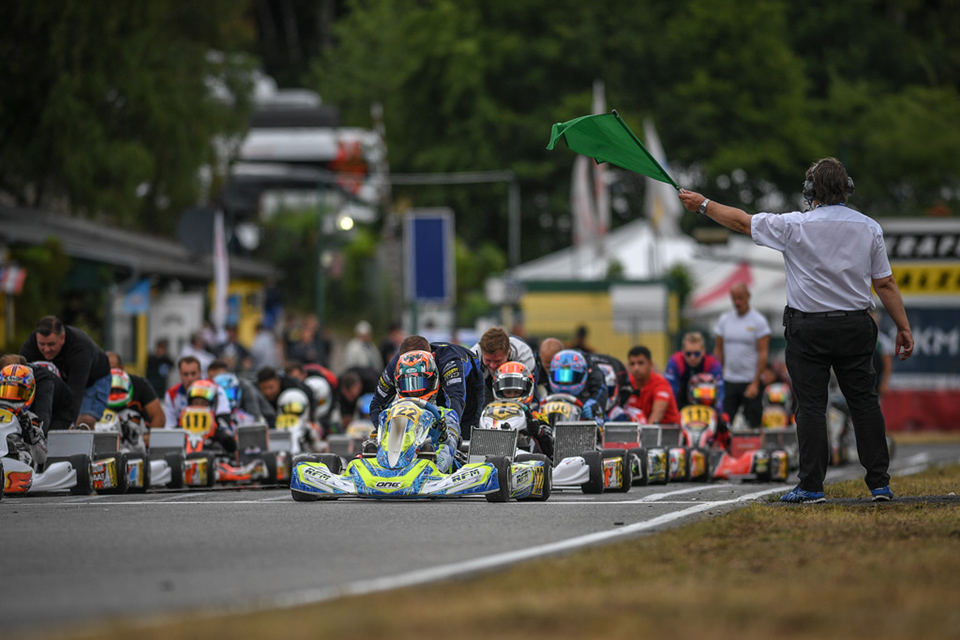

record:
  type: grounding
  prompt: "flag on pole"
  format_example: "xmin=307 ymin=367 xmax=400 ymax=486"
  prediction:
xmin=548 ymin=111 xmax=679 ymax=189
xmin=212 ymin=210 xmax=229 ymax=334
xmin=642 ymin=118 xmax=683 ymax=237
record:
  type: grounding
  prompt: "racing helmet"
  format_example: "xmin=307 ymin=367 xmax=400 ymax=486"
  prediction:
xmin=107 ymin=368 xmax=133 ymax=409
xmin=688 ymin=373 xmax=718 ymax=407
xmin=303 ymin=375 xmax=332 ymax=418
xmin=492 ymin=361 xmax=536 ymax=405
xmin=597 ymin=362 xmax=619 ymax=412
xmin=357 ymin=392 xmax=375 ymax=420
xmin=32 ymin=360 xmax=62 ymax=379
xmin=395 ymin=350 xmax=438 ymax=401
xmin=0 ymin=364 xmax=35 ymax=414
xmin=187 ymin=379 xmax=218 ymax=407
xmin=277 ymin=388 xmax=310 ymax=417
xmin=213 ymin=373 xmax=242 ymax=410
xmin=549 ymin=349 xmax=589 ymax=396
xmin=764 ymin=382 xmax=792 ymax=408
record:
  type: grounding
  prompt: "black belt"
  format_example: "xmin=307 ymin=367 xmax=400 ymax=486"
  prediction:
xmin=784 ymin=306 xmax=870 ymax=319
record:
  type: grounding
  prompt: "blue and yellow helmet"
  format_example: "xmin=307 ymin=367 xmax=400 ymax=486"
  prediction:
xmin=549 ymin=349 xmax=589 ymax=396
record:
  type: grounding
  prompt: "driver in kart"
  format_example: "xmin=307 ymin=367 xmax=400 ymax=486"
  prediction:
xmin=380 ymin=350 xmax=460 ymax=473
xmin=492 ymin=361 xmax=554 ymax=458
xmin=547 ymin=349 xmax=608 ymax=421
xmin=370 ymin=335 xmax=485 ymax=441
xmin=183 ymin=379 xmax=238 ymax=455
xmin=688 ymin=373 xmax=731 ymax=450
xmin=0 ymin=363 xmax=47 ymax=471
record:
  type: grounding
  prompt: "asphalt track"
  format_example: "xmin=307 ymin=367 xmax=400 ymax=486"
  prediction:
xmin=3 ymin=443 xmax=958 ymax=637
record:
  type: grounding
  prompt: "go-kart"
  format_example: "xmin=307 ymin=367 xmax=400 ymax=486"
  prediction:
xmin=680 ymin=404 xmax=789 ymax=482
xmin=290 ymin=398 xmax=548 ymax=501
xmin=1 ymin=408 xmax=132 ymax=496
xmin=179 ymin=407 xmax=287 ymax=486
xmin=601 ymin=421 xmax=693 ymax=485
xmin=539 ymin=394 xmax=632 ymax=494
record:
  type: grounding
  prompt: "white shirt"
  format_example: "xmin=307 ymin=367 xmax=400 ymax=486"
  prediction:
xmin=714 ymin=308 xmax=771 ymax=383
xmin=751 ymin=205 xmax=892 ymax=312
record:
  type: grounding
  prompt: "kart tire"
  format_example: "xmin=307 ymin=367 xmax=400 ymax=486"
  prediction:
xmin=516 ymin=453 xmax=552 ymax=502
xmin=485 ymin=455 xmax=512 ymax=503
xmin=187 ymin=452 xmax=218 ymax=487
xmin=164 ymin=452 xmax=185 ymax=489
xmin=316 ymin=453 xmax=343 ymax=475
xmin=602 ymin=449 xmax=632 ymax=493
xmin=69 ymin=454 xmax=93 ymax=496
xmin=259 ymin=453 xmax=279 ymax=485
xmin=291 ymin=487 xmax=322 ymax=502
xmin=580 ymin=450 xmax=605 ymax=494
xmin=628 ymin=447 xmax=648 ymax=486
xmin=101 ymin=451 xmax=130 ymax=494
xmin=128 ymin=453 xmax=150 ymax=493
xmin=755 ymin=449 xmax=772 ymax=482
xmin=292 ymin=453 xmax=324 ymax=466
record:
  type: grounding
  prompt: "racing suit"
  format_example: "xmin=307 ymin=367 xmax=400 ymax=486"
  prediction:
xmin=370 ymin=342 xmax=484 ymax=467
xmin=6 ymin=408 xmax=47 ymax=471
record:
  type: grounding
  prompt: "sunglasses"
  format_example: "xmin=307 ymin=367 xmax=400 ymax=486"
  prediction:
xmin=684 ymin=351 xmax=702 ymax=358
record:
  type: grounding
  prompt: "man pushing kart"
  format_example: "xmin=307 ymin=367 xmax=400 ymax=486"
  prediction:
xmin=370 ymin=336 xmax=484 ymax=472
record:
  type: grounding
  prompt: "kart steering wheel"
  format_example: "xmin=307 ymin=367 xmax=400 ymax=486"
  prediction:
xmin=400 ymin=396 xmax=444 ymax=425
xmin=542 ymin=393 xmax=583 ymax=407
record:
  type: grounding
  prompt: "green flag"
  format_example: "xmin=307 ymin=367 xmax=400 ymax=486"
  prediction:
xmin=547 ymin=111 xmax=679 ymax=189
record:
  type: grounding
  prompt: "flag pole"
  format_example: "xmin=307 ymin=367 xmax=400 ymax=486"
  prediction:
xmin=611 ymin=110 xmax=680 ymax=191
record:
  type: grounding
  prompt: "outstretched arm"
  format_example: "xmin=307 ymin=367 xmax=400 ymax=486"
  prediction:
xmin=678 ymin=190 xmax=753 ymax=237
xmin=872 ymin=275 xmax=914 ymax=360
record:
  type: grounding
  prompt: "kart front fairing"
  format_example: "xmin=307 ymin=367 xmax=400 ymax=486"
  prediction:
xmin=291 ymin=456 xmax=500 ymax=498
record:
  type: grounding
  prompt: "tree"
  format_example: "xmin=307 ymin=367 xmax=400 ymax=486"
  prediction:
xmin=0 ymin=1 xmax=256 ymax=234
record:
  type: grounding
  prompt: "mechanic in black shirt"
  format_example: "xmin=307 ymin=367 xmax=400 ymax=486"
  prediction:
xmin=336 ymin=366 xmax=380 ymax=429
xmin=256 ymin=366 xmax=316 ymax=425
xmin=19 ymin=316 xmax=111 ymax=429
xmin=370 ymin=335 xmax=485 ymax=439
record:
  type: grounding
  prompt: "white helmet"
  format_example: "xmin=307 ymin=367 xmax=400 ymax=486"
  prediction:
xmin=303 ymin=375 xmax=332 ymax=421
xmin=277 ymin=388 xmax=310 ymax=417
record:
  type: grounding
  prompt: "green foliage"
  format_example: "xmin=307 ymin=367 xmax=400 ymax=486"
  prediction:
xmin=0 ymin=1 xmax=256 ymax=234
xmin=455 ymin=238 xmax=507 ymax=326
xmin=4 ymin=239 xmax=72 ymax=350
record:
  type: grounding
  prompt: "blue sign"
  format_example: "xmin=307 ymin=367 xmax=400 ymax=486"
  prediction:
xmin=405 ymin=209 xmax=454 ymax=303
xmin=122 ymin=279 xmax=151 ymax=315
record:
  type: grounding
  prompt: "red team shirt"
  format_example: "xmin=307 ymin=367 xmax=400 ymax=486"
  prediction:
xmin=627 ymin=371 xmax=681 ymax=425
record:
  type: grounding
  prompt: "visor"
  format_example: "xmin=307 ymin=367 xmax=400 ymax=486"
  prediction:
xmin=551 ymin=368 xmax=576 ymax=384
xmin=282 ymin=400 xmax=306 ymax=415
xmin=222 ymin=385 xmax=240 ymax=404
xmin=0 ymin=382 xmax=31 ymax=403
xmin=108 ymin=389 xmax=129 ymax=406
xmin=398 ymin=374 xmax=428 ymax=394
xmin=496 ymin=374 xmax=529 ymax=398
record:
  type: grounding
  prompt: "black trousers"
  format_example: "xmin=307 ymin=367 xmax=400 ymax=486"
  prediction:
xmin=784 ymin=312 xmax=889 ymax=492
xmin=723 ymin=381 xmax=763 ymax=429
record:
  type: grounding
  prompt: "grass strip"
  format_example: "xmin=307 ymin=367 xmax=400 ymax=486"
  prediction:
xmin=63 ymin=465 xmax=960 ymax=640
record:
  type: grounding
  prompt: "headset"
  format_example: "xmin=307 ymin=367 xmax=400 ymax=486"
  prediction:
xmin=802 ymin=160 xmax=855 ymax=208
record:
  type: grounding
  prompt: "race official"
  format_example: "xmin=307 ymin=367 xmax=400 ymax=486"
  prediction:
xmin=713 ymin=284 xmax=771 ymax=428
xmin=679 ymin=157 xmax=913 ymax=503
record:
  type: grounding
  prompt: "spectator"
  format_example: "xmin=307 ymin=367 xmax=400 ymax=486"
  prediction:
xmin=145 ymin=338 xmax=175 ymax=397
xmin=250 ymin=323 xmax=280 ymax=371
xmin=216 ymin=325 xmax=252 ymax=373
xmin=18 ymin=315 xmax=111 ymax=429
xmin=567 ymin=325 xmax=595 ymax=353
xmin=625 ymin=346 xmax=681 ymax=425
xmin=379 ymin=322 xmax=405 ymax=369
xmin=287 ymin=315 xmax=321 ymax=365
xmin=342 ymin=320 xmax=383 ymax=371
xmin=665 ymin=332 xmax=724 ymax=411
xmin=713 ymin=283 xmax=771 ymax=429
xmin=180 ymin=331 xmax=215 ymax=377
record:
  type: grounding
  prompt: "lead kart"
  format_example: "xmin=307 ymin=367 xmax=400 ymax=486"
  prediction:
xmin=290 ymin=398 xmax=549 ymax=502
xmin=539 ymin=394 xmax=632 ymax=494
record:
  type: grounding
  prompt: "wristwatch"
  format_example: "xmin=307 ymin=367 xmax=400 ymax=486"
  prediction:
xmin=698 ymin=198 xmax=711 ymax=215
